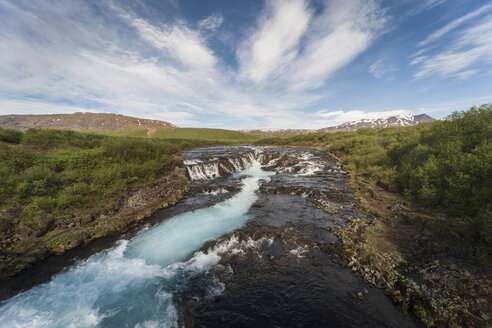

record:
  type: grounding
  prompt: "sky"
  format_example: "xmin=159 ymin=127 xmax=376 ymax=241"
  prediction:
xmin=0 ymin=0 xmax=491 ymax=129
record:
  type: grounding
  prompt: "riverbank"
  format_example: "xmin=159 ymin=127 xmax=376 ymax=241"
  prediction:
xmin=338 ymin=174 xmax=491 ymax=327
xmin=0 ymin=165 xmax=190 ymax=281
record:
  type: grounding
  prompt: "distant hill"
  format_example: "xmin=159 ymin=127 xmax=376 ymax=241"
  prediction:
xmin=0 ymin=112 xmax=435 ymax=137
xmin=0 ymin=112 xmax=176 ymax=132
xmin=241 ymin=114 xmax=435 ymax=136
xmin=238 ymin=128 xmax=313 ymax=138
xmin=318 ymin=114 xmax=435 ymax=132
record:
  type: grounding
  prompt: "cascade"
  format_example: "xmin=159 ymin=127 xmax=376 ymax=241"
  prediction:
xmin=185 ymin=148 xmax=265 ymax=181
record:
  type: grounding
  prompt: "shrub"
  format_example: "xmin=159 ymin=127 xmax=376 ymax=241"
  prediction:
xmin=0 ymin=128 xmax=23 ymax=144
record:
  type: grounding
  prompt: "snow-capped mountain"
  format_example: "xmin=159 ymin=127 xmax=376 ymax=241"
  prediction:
xmin=240 ymin=114 xmax=435 ymax=136
xmin=318 ymin=114 xmax=435 ymax=132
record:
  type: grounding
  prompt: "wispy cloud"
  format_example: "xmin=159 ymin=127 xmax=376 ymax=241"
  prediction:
xmin=413 ymin=13 xmax=492 ymax=79
xmin=124 ymin=15 xmax=218 ymax=70
xmin=418 ymin=3 xmax=492 ymax=46
xmin=238 ymin=0 xmax=386 ymax=90
xmin=153 ymin=111 xmax=196 ymax=126
xmin=197 ymin=14 xmax=224 ymax=31
xmin=286 ymin=0 xmax=387 ymax=91
xmin=411 ymin=0 xmax=447 ymax=15
xmin=369 ymin=59 xmax=396 ymax=80
xmin=237 ymin=0 xmax=312 ymax=84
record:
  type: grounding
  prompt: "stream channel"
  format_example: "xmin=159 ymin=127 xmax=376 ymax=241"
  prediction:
xmin=0 ymin=146 xmax=416 ymax=327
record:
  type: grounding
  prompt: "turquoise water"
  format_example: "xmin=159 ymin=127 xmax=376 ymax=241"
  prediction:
xmin=0 ymin=162 xmax=273 ymax=328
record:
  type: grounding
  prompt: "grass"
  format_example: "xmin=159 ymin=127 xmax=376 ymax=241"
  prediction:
xmin=97 ymin=129 xmax=149 ymax=138
xmin=151 ymin=127 xmax=262 ymax=141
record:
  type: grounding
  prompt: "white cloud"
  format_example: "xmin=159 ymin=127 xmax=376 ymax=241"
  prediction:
xmin=413 ymin=14 xmax=492 ymax=79
xmin=418 ymin=3 xmax=492 ymax=46
xmin=421 ymin=0 xmax=446 ymax=10
xmin=237 ymin=0 xmax=312 ymax=84
xmin=176 ymin=102 xmax=204 ymax=112
xmin=409 ymin=0 xmax=447 ymax=16
xmin=125 ymin=16 xmax=217 ymax=70
xmin=0 ymin=99 xmax=101 ymax=115
xmin=197 ymin=14 xmax=223 ymax=31
xmin=455 ymin=69 xmax=478 ymax=81
xmin=238 ymin=0 xmax=386 ymax=90
xmin=153 ymin=111 xmax=197 ymax=126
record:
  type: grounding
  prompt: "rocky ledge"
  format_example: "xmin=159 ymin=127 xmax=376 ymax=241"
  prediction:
xmin=337 ymin=190 xmax=491 ymax=327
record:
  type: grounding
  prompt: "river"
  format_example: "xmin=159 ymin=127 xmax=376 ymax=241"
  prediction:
xmin=0 ymin=146 xmax=415 ymax=327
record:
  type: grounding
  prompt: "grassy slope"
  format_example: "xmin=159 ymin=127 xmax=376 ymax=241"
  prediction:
xmin=97 ymin=129 xmax=149 ymax=138
xmin=0 ymin=128 xmax=242 ymax=279
xmin=151 ymin=127 xmax=262 ymax=141
xmin=256 ymin=104 xmax=492 ymax=327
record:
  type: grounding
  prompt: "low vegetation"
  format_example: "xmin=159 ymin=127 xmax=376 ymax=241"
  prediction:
xmin=0 ymin=129 xmax=212 ymax=234
xmin=151 ymin=127 xmax=262 ymax=141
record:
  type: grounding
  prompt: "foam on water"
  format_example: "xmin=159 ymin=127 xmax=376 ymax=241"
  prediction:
xmin=202 ymin=188 xmax=228 ymax=195
xmin=0 ymin=161 xmax=274 ymax=328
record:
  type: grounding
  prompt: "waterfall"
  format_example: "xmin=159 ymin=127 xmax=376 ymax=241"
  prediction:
xmin=186 ymin=163 xmax=221 ymax=180
xmin=183 ymin=146 xmax=335 ymax=181
xmin=185 ymin=148 xmax=264 ymax=181
xmin=228 ymin=158 xmax=243 ymax=172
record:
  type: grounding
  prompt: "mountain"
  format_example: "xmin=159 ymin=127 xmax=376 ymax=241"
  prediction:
xmin=239 ymin=128 xmax=314 ymax=137
xmin=318 ymin=114 xmax=435 ymax=132
xmin=0 ymin=112 xmax=435 ymax=135
xmin=0 ymin=112 xmax=176 ymax=132
xmin=241 ymin=114 xmax=435 ymax=136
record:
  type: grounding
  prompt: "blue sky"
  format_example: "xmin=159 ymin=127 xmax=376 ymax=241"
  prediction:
xmin=0 ymin=0 xmax=491 ymax=129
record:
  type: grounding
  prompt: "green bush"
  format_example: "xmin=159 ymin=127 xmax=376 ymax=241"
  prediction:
xmin=0 ymin=128 xmax=23 ymax=143
xmin=390 ymin=105 xmax=492 ymax=219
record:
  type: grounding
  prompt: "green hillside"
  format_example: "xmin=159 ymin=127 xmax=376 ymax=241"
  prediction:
xmin=151 ymin=127 xmax=261 ymax=141
xmin=98 ymin=129 xmax=149 ymax=138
